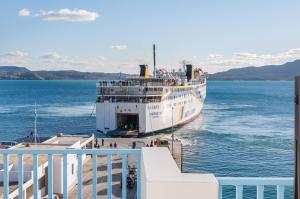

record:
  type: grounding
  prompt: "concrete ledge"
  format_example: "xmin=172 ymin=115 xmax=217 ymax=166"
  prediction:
xmin=141 ymin=147 xmax=218 ymax=199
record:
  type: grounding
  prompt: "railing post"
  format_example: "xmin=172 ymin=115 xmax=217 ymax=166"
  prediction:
xmin=219 ymin=184 xmax=222 ymax=199
xmin=122 ymin=154 xmax=127 ymax=199
xmin=63 ymin=154 xmax=68 ymax=199
xmin=137 ymin=151 xmax=141 ymax=199
xmin=257 ymin=185 xmax=264 ymax=199
xmin=295 ymin=76 xmax=300 ymax=199
xmin=77 ymin=154 xmax=83 ymax=199
xmin=236 ymin=185 xmax=243 ymax=199
xmin=92 ymin=154 xmax=97 ymax=199
xmin=3 ymin=154 xmax=9 ymax=199
xmin=107 ymin=155 xmax=112 ymax=199
xmin=277 ymin=185 xmax=284 ymax=199
xmin=18 ymin=154 xmax=24 ymax=199
xmin=48 ymin=154 xmax=53 ymax=199
xmin=33 ymin=154 xmax=39 ymax=199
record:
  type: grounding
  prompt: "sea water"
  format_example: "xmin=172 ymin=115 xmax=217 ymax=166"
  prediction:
xmin=0 ymin=80 xmax=294 ymax=198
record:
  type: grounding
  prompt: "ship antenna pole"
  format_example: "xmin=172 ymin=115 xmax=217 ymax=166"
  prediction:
xmin=34 ymin=102 xmax=37 ymax=144
xmin=153 ymin=44 xmax=156 ymax=78
xmin=172 ymin=106 xmax=174 ymax=156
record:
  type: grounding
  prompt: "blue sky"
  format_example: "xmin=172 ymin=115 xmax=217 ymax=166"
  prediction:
xmin=0 ymin=0 xmax=300 ymax=73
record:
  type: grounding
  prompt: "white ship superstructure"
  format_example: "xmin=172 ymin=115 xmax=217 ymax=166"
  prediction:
xmin=96 ymin=63 xmax=206 ymax=136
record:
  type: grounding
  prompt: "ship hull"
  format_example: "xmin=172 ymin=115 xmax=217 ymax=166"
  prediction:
xmin=96 ymin=85 xmax=205 ymax=136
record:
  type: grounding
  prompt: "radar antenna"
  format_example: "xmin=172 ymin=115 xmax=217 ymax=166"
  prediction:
xmin=153 ymin=44 xmax=156 ymax=78
xmin=33 ymin=103 xmax=39 ymax=144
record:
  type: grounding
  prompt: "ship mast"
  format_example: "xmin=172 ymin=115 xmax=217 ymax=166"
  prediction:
xmin=153 ymin=44 xmax=156 ymax=78
xmin=33 ymin=103 xmax=38 ymax=144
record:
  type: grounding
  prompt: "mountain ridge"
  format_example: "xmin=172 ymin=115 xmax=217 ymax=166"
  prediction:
xmin=1 ymin=60 xmax=300 ymax=80
xmin=0 ymin=66 xmax=127 ymax=80
xmin=209 ymin=59 xmax=300 ymax=80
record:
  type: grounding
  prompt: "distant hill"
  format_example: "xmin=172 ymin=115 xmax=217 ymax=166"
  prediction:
xmin=209 ymin=60 xmax=300 ymax=80
xmin=0 ymin=66 xmax=128 ymax=80
xmin=34 ymin=70 xmax=126 ymax=80
xmin=2 ymin=60 xmax=300 ymax=80
xmin=0 ymin=66 xmax=30 ymax=73
xmin=0 ymin=66 xmax=42 ymax=80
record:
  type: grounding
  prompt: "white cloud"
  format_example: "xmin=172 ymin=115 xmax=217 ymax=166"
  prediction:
xmin=0 ymin=51 xmax=28 ymax=58
xmin=207 ymin=48 xmax=300 ymax=73
xmin=40 ymin=52 xmax=62 ymax=60
xmin=208 ymin=54 xmax=224 ymax=60
xmin=18 ymin=8 xmax=30 ymax=17
xmin=0 ymin=50 xmax=134 ymax=73
xmin=38 ymin=52 xmax=110 ymax=71
xmin=0 ymin=51 xmax=29 ymax=66
xmin=36 ymin=8 xmax=99 ymax=22
xmin=97 ymin=56 xmax=106 ymax=61
xmin=111 ymin=45 xmax=128 ymax=50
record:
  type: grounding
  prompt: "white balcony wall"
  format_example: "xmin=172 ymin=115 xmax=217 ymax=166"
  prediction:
xmin=53 ymin=154 xmax=78 ymax=194
xmin=141 ymin=148 xmax=219 ymax=199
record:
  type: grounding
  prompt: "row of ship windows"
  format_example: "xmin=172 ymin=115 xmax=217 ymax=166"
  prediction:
xmin=168 ymin=99 xmax=194 ymax=107
xmin=167 ymin=93 xmax=192 ymax=100
xmin=148 ymin=105 xmax=160 ymax=110
xmin=99 ymin=87 xmax=163 ymax=94
xmin=147 ymin=98 xmax=194 ymax=110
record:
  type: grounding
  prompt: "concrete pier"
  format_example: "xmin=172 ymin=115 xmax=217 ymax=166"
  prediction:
xmin=70 ymin=137 xmax=183 ymax=199
xmin=97 ymin=138 xmax=182 ymax=170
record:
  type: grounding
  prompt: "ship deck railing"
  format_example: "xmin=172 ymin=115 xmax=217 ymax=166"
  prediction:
xmin=97 ymin=91 xmax=163 ymax=96
xmin=97 ymin=81 xmax=176 ymax=87
xmin=0 ymin=148 xmax=294 ymax=199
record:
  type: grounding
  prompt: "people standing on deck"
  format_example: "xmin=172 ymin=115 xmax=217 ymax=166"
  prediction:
xmin=94 ymin=138 xmax=99 ymax=148
xmin=95 ymin=138 xmax=98 ymax=145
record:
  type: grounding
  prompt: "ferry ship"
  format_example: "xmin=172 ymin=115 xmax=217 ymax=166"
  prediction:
xmin=96 ymin=46 xmax=206 ymax=136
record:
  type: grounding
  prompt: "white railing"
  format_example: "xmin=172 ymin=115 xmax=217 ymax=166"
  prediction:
xmin=218 ymin=177 xmax=293 ymax=199
xmin=0 ymin=149 xmax=141 ymax=199
xmin=1 ymin=149 xmax=294 ymax=199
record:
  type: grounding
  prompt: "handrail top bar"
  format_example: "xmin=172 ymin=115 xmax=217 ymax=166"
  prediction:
xmin=217 ymin=177 xmax=293 ymax=186
xmin=0 ymin=149 xmax=141 ymax=155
